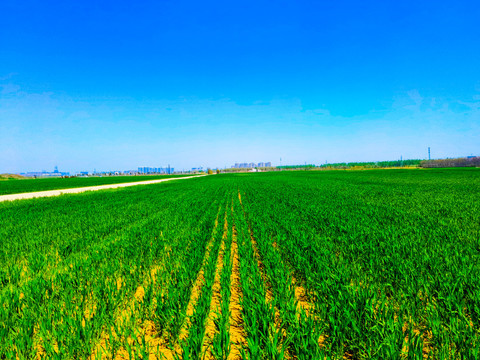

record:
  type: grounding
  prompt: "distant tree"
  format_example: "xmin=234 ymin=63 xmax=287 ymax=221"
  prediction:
xmin=421 ymin=157 xmax=480 ymax=168
xmin=216 ymin=169 xmax=220 ymax=174
xmin=207 ymin=168 xmax=213 ymax=174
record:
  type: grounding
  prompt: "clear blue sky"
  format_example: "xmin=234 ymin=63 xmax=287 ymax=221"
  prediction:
xmin=1 ymin=0 xmax=479 ymax=173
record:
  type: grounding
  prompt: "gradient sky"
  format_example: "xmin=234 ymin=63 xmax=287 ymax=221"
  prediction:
xmin=1 ymin=0 xmax=479 ymax=173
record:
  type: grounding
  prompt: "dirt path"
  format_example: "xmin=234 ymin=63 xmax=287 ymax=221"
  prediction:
xmin=0 ymin=175 xmax=206 ymax=202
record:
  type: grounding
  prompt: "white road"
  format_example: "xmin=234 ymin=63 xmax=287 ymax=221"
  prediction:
xmin=0 ymin=175 xmax=206 ymax=202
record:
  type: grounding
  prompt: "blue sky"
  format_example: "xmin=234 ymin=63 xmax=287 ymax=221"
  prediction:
xmin=1 ymin=0 xmax=479 ymax=172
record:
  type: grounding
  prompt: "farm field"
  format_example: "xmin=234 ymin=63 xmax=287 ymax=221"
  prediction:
xmin=1 ymin=169 xmax=479 ymax=359
xmin=0 ymin=174 xmax=193 ymax=196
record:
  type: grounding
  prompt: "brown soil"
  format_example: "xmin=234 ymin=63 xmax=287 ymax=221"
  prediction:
xmin=33 ymin=327 xmax=59 ymax=360
xmin=201 ymin=212 xmax=228 ymax=359
xmin=227 ymin=225 xmax=247 ymax=360
xmin=292 ymin=275 xmax=326 ymax=348
xmin=33 ymin=327 xmax=45 ymax=359
xmin=400 ymin=322 xmax=433 ymax=359
xmin=292 ymin=276 xmax=312 ymax=315
xmin=88 ymin=262 xmax=176 ymax=360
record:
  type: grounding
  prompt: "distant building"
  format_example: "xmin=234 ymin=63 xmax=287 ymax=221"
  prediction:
xmin=230 ymin=161 xmax=271 ymax=169
xmin=21 ymin=167 xmax=69 ymax=177
xmin=137 ymin=166 xmax=175 ymax=174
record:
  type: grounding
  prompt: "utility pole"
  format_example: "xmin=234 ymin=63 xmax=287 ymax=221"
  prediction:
xmin=428 ymin=147 xmax=431 ymax=160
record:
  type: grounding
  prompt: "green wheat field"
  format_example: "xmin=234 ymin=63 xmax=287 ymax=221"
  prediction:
xmin=1 ymin=169 xmax=479 ymax=359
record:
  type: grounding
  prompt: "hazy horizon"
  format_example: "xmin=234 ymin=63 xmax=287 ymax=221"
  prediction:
xmin=1 ymin=0 xmax=479 ymax=174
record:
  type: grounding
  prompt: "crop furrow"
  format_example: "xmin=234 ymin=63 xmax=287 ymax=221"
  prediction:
xmin=199 ymin=210 xmax=229 ymax=359
xmin=226 ymin=224 xmax=246 ymax=360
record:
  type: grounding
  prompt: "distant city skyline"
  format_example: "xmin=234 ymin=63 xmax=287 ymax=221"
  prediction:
xmin=19 ymin=151 xmax=480 ymax=176
xmin=1 ymin=1 xmax=479 ymax=173
xmin=10 ymin=147 xmax=480 ymax=176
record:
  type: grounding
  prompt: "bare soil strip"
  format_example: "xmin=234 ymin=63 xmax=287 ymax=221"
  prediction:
xmin=0 ymin=175 xmax=206 ymax=202
xmin=200 ymin=212 xmax=229 ymax=359
xmin=227 ymin=225 xmax=246 ymax=360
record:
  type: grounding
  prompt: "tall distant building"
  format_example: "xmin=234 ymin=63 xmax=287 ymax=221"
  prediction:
xmin=265 ymin=162 xmax=272 ymax=167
